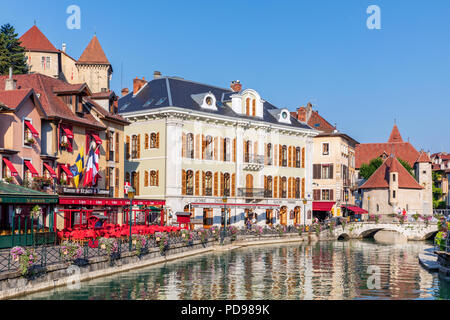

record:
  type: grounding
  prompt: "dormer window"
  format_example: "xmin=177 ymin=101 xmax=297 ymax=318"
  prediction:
xmin=206 ymin=97 xmax=213 ymax=106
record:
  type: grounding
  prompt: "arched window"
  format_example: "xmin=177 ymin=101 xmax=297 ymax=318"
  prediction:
xmin=295 ymin=178 xmax=300 ymax=198
xmin=266 ymin=176 xmax=273 ymax=198
xmin=282 ymin=145 xmax=287 ymax=167
xmin=295 ymin=147 xmax=301 ymax=168
xmin=223 ymin=173 xmax=230 ymax=196
xmin=131 ymin=135 xmax=138 ymax=159
xmin=281 ymin=177 xmax=287 ymax=198
xmin=223 ymin=138 xmax=230 ymax=162
xmin=205 ymin=172 xmax=213 ymax=196
xmin=205 ymin=136 xmax=213 ymax=160
xmin=150 ymin=170 xmax=159 ymax=186
xmin=186 ymin=170 xmax=194 ymax=195
xmin=186 ymin=133 xmax=194 ymax=159
xmin=267 ymin=143 xmax=272 ymax=165
xmin=245 ymin=140 xmax=252 ymax=163
xmin=150 ymin=133 xmax=159 ymax=148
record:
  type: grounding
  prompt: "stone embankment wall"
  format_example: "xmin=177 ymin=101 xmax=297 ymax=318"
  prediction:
xmin=0 ymin=232 xmax=331 ymax=300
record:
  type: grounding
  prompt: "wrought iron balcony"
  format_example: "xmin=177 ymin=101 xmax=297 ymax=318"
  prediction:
xmin=238 ymin=188 xmax=266 ymax=198
xmin=243 ymin=154 xmax=265 ymax=171
xmin=264 ymin=190 xmax=273 ymax=198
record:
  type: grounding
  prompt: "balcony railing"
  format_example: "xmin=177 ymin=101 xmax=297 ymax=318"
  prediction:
xmin=186 ymin=187 xmax=194 ymax=196
xmin=264 ymin=190 xmax=273 ymax=198
xmin=281 ymin=191 xmax=287 ymax=198
xmin=223 ymin=189 xmax=230 ymax=197
xmin=224 ymin=153 xmax=231 ymax=162
xmin=266 ymin=158 xmax=273 ymax=166
xmin=238 ymin=188 xmax=266 ymax=198
xmin=205 ymin=188 xmax=212 ymax=196
xmin=243 ymin=154 xmax=265 ymax=171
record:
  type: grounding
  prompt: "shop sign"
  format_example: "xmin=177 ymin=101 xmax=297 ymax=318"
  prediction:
xmin=61 ymin=187 xmax=110 ymax=196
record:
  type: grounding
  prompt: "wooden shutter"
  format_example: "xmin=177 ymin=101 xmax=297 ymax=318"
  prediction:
xmin=136 ymin=171 xmax=140 ymax=196
xmin=288 ymin=178 xmax=292 ymax=198
xmin=330 ymin=189 xmax=334 ymax=201
xmin=145 ymin=134 xmax=149 ymax=149
xmin=313 ymin=164 xmax=321 ymax=179
xmin=195 ymin=171 xmax=200 ymax=195
xmin=156 ymin=133 xmax=160 ymax=148
xmin=182 ymin=133 xmax=186 ymax=158
xmin=221 ymin=138 xmax=225 ymax=161
xmin=274 ymin=176 xmax=278 ymax=198
xmin=264 ymin=176 xmax=267 ymax=191
xmin=106 ymin=167 xmax=110 ymax=189
xmin=137 ymin=134 xmax=141 ymax=158
xmin=220 ymin=172 xmax=224 ymax=196
xmin=279 ymin=145 xmax=283 ymax=166
xmin=195 ymin=134 xmax=200 ymax=159
xmin=329 ymin=164 xmax=334 ymax=179
xmin=115 ymin=168 xmax=119 ymax=198
xmin=288 ymin=147 xmax=291 ymax=167
xmin=214 ymin=172 xmax=218 ymax=196
xmin=182 ymin=170 xmax=186 ymax=195
xmin=156 ymin=170 xmax=159 ymax=186
xmin=115 ymin=133 xmax=120 ymax=162
xmin=214 ymin=137 xmax=218 ymax=161
xmin=233 ymin=138 xmax=236 ymax=162
xmin=126 ymin=136 xmax=130 ymax=160
xmin=252 ymin=99 xmax=256 ymax=116
xmin=313 ymin=189 xmax=320 ymax=200
xmin=231 ymin=174 xmax=236 ymax=197
xmin=302 ymin=178 xmax=305 ymax=199
xmin=202 ymin=171 xmax=206 ymax=196
xmin=202 ymin=135 xmax=206 ymax=159
xmin=302 ymin=148 xmax=305 ymax=168
xmin=254 ymin=141 xmax=258 ymax=157
xmin=243 ymin=140 xmax=246 ymax=162
xmin=280 ymin=177 xmax=283 ymax=197
xmin=144 ymin=171 xmax=149 ymax=187
xmin=106 ymin=135 xmax=110 ymax=161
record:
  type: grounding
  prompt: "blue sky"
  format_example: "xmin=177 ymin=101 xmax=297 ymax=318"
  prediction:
xmin=1 ymin=0 xmax=450 ymax=152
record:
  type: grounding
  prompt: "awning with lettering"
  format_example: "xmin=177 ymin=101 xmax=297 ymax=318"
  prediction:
xmin=313 ymin=201 xmax=335 ymax=212
xmin=43 ymin=163 xmax=57 ymax=178
xmin=24 ymin=121 xmax=39 ymax=138
xmin=2 ymin=158 xmax=18 ymax=177
xmin=24 ymin=160 xmax=39 ymax=177
xmin=60 ymin=164 xmax=74 ymax=178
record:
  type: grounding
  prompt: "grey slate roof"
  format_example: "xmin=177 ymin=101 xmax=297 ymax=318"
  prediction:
xmin=118 ymin=77 xmax=314 ymax=131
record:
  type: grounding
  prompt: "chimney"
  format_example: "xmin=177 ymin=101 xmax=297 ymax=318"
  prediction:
xmin=62 ymin=43 xmax=66 ymax=52
xmin=230 ymin=80 xmax=242 ymax=92
xmin=154 ymin=71 xmax=162 ymax=79
xmin=121 ymin=88 xmax=129 ymax=96
xmin=133 ymin=77 xmax=147 ymax=95
xmin=296 ymin=106 xmax=307 ymax=122
xmin=5 ymin=67 xmax=17 ymax=91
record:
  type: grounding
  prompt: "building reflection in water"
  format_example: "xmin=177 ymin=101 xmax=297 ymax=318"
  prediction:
xmin=19 ymin=240 xmax=449 ymax=300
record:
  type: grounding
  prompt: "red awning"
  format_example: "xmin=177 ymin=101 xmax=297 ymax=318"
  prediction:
xmin=24 ymin=160 xmax=39 ymax=177
xmin=350 ymin=206 xmax=368 ymax=214
xmin=91 ymin=133 xmax=102 ymax=145
xmin=59 ymin=197 xmax=131 ymax=206
xmin=62 ymin=126 xmax=74 ymax=139
xmin=60 ymin=164 xmax=74 ymax=178
xmin=24 ymin=121 xmax=39 ymax=138
xmin=43 ymin=163 xmax=57 ymax=178
xmin=2 ymin=158 xmax=18 ymax=177
xmin=313 ymin=201 xmax=335 ymax=212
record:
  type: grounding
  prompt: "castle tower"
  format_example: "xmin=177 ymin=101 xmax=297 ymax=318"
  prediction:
xmin=76 ymin=35 xmax=112 ymax=93
xmin=415 ymin=151 xmax=433 ymax=215
xmin=389 ymin=156 xmax=399 ymax=208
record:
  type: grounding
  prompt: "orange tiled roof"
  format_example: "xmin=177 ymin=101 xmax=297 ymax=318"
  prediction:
xmin=0 ymin=74 xmax=105 ymax=129
xmin=355 ymin=125 xmax=420 ymax=168
xmin=77 ymin=35 xmax=110 ymax=65
xmin=307 ymin=110 xmax=335 ymax=133
xmin=416 ymin=150 xmax=431 ymax=163
xmin=19 ymin=25 xmax=59 ymax=53
xmin=360 ymin=156 xmax=423 ymax=190
xmin=0 ymin=89 xmax=33 ymax=109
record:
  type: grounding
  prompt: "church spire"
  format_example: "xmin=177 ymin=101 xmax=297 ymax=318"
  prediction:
xmin=388 ymin=124 xmax=403 ymax=143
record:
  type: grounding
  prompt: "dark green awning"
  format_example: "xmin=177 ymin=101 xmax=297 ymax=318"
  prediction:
xmin=0 ymin=182 xmax=58 ymax=204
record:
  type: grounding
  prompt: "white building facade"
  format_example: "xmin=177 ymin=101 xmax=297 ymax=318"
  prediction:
xmin=120 ymin=76 xmax=318 ymax=228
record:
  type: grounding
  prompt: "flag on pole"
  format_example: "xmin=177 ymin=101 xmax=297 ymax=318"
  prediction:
xmin=70 ymin=146 xmax=84 ymax=188
xmin=83 ymin=145 xmax=100 ymax=187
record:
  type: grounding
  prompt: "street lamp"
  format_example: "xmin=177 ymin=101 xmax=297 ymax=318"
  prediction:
xmin=302 ymin=199 xmax=308 ymax=227
xmin=127 ymin=186 xmax=135 ymax=251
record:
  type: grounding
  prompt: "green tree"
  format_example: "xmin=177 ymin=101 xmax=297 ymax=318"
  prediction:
xmin=360 ymin=157 xmax=415 ymax=180
xmin=0 ymin=23 xmax=28 ymax=75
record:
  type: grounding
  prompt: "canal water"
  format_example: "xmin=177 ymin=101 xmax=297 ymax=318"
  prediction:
xmin=18 ymin=240 xmax=450 ymax=300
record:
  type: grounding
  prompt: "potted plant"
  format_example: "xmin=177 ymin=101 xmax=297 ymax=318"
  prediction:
xmin=30 ymin=205 xmax=42 ymax=219
xmin=60 ymin=241 xmax=83 ymax=263
xmin=180 ymin=229 xmax=194 ymax=246
xmin=154 ymin=232 xmax=169 ymax=255
xmin=10 ymin=246 xmax=37 ymax=276
xmin=131 ymin=234 xmax=148 ymax=256
xmin=227 ymin=226 xmax=238 ymax=241
xmin=99 ymin=237 xmax=120 ymax=263
xmin=198 ymin=228 xmax=209 ymax=245
xmin=210 ymin=226 xmax=220 ymax=241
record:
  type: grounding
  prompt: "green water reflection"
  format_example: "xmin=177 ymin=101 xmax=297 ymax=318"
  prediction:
xmin=18 ymin=240 xmax=450 ymax=300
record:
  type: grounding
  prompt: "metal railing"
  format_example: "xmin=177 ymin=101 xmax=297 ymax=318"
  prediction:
xmin=237 ymin=188 xmax=266 ymax=198
xmin=244 ymin=154 xmax=265 ymax=165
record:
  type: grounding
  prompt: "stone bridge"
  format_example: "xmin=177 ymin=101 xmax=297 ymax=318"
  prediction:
xmin=324 ymin=222 xmax=439 ymax=241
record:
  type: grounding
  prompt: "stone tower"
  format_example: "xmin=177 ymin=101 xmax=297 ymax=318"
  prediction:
xmin=389 ymin=157 xmax=399 ymax=210
xmin=76 ymin=35 xmax=112 ymax=93
xmin=414 ymin=151 xmax=433 ymax=215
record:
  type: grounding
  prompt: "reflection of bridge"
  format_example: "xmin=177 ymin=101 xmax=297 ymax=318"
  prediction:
xmin=325 ymin=222 xmax=438 ymax=241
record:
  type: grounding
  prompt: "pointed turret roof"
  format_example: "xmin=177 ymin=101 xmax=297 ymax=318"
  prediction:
xmin=77 ymin=35 xmax=110 ymax=65
xmin=416 ymin=150 xmax=431 ymax=163
xmin=388 ymin=124 xmax=403 ymax=143
xmin=19 ymin=25 xmax=59 ymax=53
xmin=360 ymin=156 xmax=423 ymax=190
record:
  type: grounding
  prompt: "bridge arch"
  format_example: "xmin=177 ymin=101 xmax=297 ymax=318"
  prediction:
xmin=359 ymin=228 xmax=384 ymax=239
xmin=337 ymin=233 xmax=350 ymax=241
xmin=424 ymin=231 xmax=439 ymax=240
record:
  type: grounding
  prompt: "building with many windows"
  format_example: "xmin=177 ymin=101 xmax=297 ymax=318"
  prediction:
xmin=292 ymin=103 xmax=359 ymax=221
xmin=119 ymin=75 xmax=318 ymax=228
